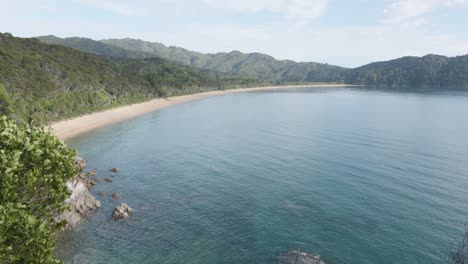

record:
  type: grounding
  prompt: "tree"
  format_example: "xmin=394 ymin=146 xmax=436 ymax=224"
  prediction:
xmin=0 ymin=116 xmax=79 ymax=263
xmin=0 ymin=84 xmax=14 ymax=116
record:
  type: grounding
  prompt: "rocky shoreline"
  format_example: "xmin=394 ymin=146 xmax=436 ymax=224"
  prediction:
xmin=55 ymin=157 xmax=101 ymax=229
xmin=57 ymin=159 xmax=325 ymax=263
xmin=56 ymin=158 xmax=136 ymax=228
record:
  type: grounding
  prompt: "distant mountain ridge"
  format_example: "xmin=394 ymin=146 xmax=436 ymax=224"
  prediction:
xmin=36 ymin=35 xmax=156 ymax=59
xmin=101 ymin=38 xmax=347 ymax=83
xmin=36 ymin=35 xmax=468 ymax=88
xmin=37 ymin=36 xmax=347 ymax=83
xmin=341 ymin=54 xmax=468 ymax=87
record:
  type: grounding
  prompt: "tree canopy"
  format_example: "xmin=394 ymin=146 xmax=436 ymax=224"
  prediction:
xmin=0 ymin=116 xmax=78 ymax=263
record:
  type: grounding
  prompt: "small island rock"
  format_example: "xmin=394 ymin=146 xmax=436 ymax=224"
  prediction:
xmin=112 ymin=203 xmax=134 ymax=220
xmin=110 ymin=168 xmax=120 ymax=172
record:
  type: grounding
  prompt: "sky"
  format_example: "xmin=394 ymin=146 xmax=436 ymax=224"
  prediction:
xmin=1 ymin=0 xmax=468 ymax=67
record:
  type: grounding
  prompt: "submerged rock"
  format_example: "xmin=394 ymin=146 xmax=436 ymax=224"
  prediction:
xmin=110 ymin=167 xmax=120 ymax=172
xmin=86 ymin=170 xmax=97 ymax=177
xmin=112 ymin=203 xmax=134 ymax=220
xmin=279 ymin=251 xmax=326 ymax=264
xmin=56 ymin=158 xmax=101 ymax=229
xmin=112 ymin=193 xmax=121 ymax=200
xmin=104 ymin=178 xmax=113 ymax=183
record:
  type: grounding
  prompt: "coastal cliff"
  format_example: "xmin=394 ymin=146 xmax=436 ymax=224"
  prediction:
xmin=55 ymin=158 xmax=101 ymax=228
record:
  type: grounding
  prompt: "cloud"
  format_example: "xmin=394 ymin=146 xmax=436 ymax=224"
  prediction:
xmin=285 ymin=0 xmax=328 ymax=21
xmin=383 ymin=0 xmax=468 ymax=25
xmin=203 ymin=0 xmax=329 ymax=21
xmin=74 ymin=0 xmax=149 ymax=17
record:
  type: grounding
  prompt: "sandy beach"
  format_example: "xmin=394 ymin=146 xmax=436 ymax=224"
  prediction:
xmin=50 ymin=84 xmax=351 ymax=140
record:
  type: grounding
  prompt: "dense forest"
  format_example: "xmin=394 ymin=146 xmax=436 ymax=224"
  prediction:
xmin=38 ymin=36 xmax=347 ymax=83
xmin=0 ymin=33 xmax=266 ymax=124
xmin=37 ymin=35 xmax=468 ymax=88
xmin=341 ymin=54 xmax=468 ymax=88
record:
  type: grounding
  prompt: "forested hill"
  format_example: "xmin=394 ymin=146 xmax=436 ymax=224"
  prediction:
xmin=37 ymin=35 xmax=156 ymax=59
xmin=0 ymin=33 xmax=266 ymax=124
xmin=37 ymin=36 xmax=468 ymax=88
xmin=341 ymin=54 xmax=468 ymax=88
xmin=38 ymin=36 xmax=347 ymax=83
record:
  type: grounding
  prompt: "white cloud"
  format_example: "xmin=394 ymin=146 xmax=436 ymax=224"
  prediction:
xmin=285 ymin=0 xmax=328 ymax=21
xmin=203 ymin=0 xmax=329 ymax=21
xmin=383 ymin=0 xmax=468 ymax=25
xmin=74 ymin=0 xmax=149 ymax=17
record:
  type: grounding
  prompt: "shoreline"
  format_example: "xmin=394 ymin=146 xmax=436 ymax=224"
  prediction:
xmin=50 ymin=84 xmax=353 ymax=140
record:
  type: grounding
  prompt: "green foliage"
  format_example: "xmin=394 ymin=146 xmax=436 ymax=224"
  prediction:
xmin=40 ymin=36 xmax=347 ymax=83
xmin=0 ymin=116 xmax=78 ymax=263
xmin=36 ymin=36 xmax=154 ymax=59
xmin=341 ymin=54 xmax=468 ymax=88
xmin=1 ymin=33 xmax=266 ymax=124
xmin=0 ymin=84 xmax=13 ymax=116
xmin=39 ymin=36 xmax=468 ymax=88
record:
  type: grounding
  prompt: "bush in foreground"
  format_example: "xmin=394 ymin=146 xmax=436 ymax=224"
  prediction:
xmin=0 ymin=116 xmax=78 ymax=263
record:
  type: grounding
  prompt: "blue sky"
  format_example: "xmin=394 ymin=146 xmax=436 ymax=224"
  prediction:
xmin=1 ymin=0 xmax=468 ymax=67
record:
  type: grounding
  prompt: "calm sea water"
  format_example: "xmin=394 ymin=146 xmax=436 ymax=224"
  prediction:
xmin=57 ymin=87 xmax=468 ymax=264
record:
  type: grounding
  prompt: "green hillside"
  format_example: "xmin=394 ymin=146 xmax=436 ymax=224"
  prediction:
xmin=40 ymin=36 xmax=468 ymax=88
xmin=101 ymin=38 xmax=348 ymax=83
xmin=0 ymin=33 xmax=266 ymax=124
xmin=38 ymin=36 xmax=347 ymax=83
xmin=36 ymin=35 xmax=155 ymax=59
xmin=342 ymin=54 xmax=468 ymax=88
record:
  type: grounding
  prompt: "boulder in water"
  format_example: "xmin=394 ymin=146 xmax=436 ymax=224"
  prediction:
xmin=110 ymin=167 xmax=120 ymax=172
xmin=112 ymin=203 xmax=134 ymax=220
xmin=112 ymin=193 xmax=121 ymax=200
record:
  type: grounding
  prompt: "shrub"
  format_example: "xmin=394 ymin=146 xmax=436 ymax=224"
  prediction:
xmin=0 ymin=116 xmax=78 ymax=263
xmin=0 ymin=84 xmax=13 ymax=116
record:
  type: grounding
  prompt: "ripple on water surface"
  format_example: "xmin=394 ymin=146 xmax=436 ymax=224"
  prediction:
xmin=57 ymin=87 xmax=468 ymax=264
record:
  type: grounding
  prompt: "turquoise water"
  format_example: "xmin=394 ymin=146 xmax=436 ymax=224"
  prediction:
xmin=57 ymin=87 xmax=468 ymax=264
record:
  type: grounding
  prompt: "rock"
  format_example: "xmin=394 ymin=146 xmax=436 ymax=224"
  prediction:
xmin=85 ymin=178 xmax=98 ymax=189
xmin=278 ymin=251 xmax=326 ymax=264
xmin=86 ymin=171 xmax=97 ymax=177
xmin=110 ymin=168 xmax=120 ymax=172
xmin=98 ymin=192 xmax=106 ymax=196
xmin=56 ymin=157 xmax=100 ymax=229
xmin=74 ymin=156 xmax=87 ymax=170
xmin=112 ymin=193 xmax=121 ymax=200
xmin=104 ymin=178 xmax=113 ymax=183
xmin=112 ymin=203 xmax=134 ymax=220
xmin=55 ymin=177 xmax=101 ymax=228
